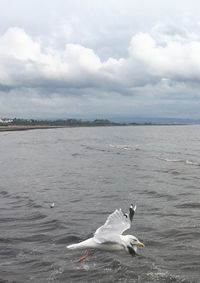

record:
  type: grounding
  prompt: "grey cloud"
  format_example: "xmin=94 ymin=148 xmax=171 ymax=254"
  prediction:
xmin=1 ymin=17 xmax=200 ymax=118
xmin=2 ymin=26 xmax=200 ymax=93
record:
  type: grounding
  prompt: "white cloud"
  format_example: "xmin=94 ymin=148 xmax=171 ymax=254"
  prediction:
xmin=1 ymin=24 xmax=200 ymax=118
xmin=128 ymin=32 xmax=200 ymax=81
xmin=0 ymin=27 xmax=41 ymax=60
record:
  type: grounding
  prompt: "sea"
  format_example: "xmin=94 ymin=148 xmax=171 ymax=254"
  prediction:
xmin=0 ymin=125 xmax=200 ymax=283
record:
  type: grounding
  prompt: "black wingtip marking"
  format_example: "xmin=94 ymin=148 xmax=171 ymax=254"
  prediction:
xmin=129 ymin=204 xmax=136 ymax=222
xmin=123 ymin=212 xmax=128 ymax=218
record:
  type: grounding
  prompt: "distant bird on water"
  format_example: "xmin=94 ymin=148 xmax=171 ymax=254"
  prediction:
xmin=67 ymin=204 xmax=144 ymax=261
xmin=50 ymin=202 xmax=55 ymax=208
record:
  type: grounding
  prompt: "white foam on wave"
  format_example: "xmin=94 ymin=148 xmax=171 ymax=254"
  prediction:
xmin=146 ymin=270 xmax=188 ymax=282
xmin=159 ymin=157 xmax=183 ymax=162
xmin=48 ymin=265 xmax=64 ymax=281
xmin=146 ymin=263 xmax=188 ymax=283
xmin=109 ymin=144 xmax=138 ymax=151
xmin=185 ymin=160 xmax=200 ymax=166
xmin=160 ymin=157 xmax=200 ymax=166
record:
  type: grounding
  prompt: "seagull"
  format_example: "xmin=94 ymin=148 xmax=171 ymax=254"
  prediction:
xmin=50 ymin=202 xmax=55 ymax=208
xmin=67 ymin=204 xmax=144 ymax=261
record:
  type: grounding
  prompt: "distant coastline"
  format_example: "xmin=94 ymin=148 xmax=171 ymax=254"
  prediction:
xmin=0 ymin=118 xmax=190 ymax=132
xmin=0 ymin=125 xmax=67 ymax=132
xmin=0 ymin=121 xmax=148 ymax=132
xmin=0 ymin=118 xmax=150 ymax=132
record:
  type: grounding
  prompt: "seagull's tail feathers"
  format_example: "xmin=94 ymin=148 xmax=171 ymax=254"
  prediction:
xmin=67 ymin=243 xmax=81 ymax=250
xmin=67 ymin=238 xmax=96 ymax=250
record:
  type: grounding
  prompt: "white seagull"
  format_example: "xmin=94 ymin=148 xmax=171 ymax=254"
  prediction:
xmin=67 ymin=204 xmax=144 ymax=261
xmin=50 ymin=202 xmax=55 ymax=208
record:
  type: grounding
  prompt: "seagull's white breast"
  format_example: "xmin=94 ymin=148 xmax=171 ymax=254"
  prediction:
xmin=97 ymin=243 xmax=124 ymax=251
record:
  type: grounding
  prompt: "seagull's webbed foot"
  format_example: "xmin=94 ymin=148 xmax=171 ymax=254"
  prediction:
xmin=77 ymin=249 xmax=89 ymax=262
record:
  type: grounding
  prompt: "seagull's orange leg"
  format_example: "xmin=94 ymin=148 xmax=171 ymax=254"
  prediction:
xmin=77 ymin=249 xmax=89 ymax=262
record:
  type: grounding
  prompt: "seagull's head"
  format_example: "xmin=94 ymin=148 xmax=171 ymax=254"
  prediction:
xmin=126 ymin=235 xmax=145 ymax=248
xmin=123 ymin=235 xmax=145 ymax=256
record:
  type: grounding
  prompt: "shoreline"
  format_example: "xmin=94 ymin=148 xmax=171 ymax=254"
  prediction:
xmin=0 ymin=123 xmax=192 ymax=132
xmin=0 ymin=125 xmax=67 ymax=132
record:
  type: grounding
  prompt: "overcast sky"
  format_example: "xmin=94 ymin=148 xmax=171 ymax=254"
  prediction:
xmin=1 ymin=0 xmax=200 ymax=119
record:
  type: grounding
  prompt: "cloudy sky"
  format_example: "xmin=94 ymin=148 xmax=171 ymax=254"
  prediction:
xmin=1 ymin=0 xmax=200 ymax=120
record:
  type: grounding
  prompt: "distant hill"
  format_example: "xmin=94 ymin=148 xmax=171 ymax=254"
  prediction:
xmin=109 ymin=116 xmax=200 ymax=124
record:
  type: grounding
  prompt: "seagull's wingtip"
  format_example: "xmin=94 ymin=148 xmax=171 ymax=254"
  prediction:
xmin=130 ymin=204 xmax=136 ymax=211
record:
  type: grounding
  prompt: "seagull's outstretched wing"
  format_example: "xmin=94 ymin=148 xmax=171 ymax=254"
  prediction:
xmin=94 ymin=204 xmax=136 ymax=243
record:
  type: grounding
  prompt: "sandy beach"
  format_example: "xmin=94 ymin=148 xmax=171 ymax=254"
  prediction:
xmin=0 ymin=125 xmax=66 ymax=132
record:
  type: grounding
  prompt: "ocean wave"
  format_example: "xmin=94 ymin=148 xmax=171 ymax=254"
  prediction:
xmin=175 ymin=202 xmax=200 ymax=209
xmin=159 ymin=157 xmax=200 ymax=166
xmin=109 ymin=144 xmax=139 ymax=151
xmin=185 ymin=160 xmax=200 ymax=166
xmin=146 ymin=270 xmax=192 ymax=283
